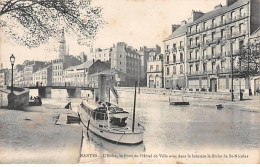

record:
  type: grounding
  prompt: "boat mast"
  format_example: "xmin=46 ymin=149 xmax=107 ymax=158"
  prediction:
xmin=132 ymin=81 xmax=137 ymax=133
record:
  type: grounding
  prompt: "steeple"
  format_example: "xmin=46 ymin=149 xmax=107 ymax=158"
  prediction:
xmin=59 ymin=28 xmax=66 ymax=59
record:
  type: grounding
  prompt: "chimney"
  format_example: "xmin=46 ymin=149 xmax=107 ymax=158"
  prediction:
xmin=191 ymin=10 xmax=204 ymax=22
xmin=172 ymin=24 xmax=181 ymax=33
xmin=181 ymin=20 xmax=187 ymax=25
xmin=226 ymin=0 xmax=238 ymax=6
xmin=214 ymin=4 xmax=222 ymax=10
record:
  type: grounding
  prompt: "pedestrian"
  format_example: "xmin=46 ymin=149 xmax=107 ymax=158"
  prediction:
xmin=65 ymin=102 xmax=72 ymax=109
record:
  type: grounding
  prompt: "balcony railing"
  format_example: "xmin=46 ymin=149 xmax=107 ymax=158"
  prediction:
xmin=165 ymin=49 xmax=170 ymax=54
xmin=171 ymin=48 xmax=177 ymax=53
xmin=178 ymin=46 xmax=184 ymax=51
xmin=206 ymin=55 xmax=212 ymax=60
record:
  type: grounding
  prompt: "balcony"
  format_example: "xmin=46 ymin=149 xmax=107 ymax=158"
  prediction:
xmin=165 ymin=49 xmax=170 ymax=54
xmin=171 ymin=48 xmax=177 ymax=53
xmin=178 ymin=46 xmax=184 ymax=51
xmin=206 ymin=55 xmax=212 ymax=60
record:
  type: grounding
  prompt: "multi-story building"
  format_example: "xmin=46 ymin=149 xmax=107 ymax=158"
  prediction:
xmin=64 ymin=60 xmax=109 ymax=87
xmin=0 ymin=69 xmax=11 ymax=88
xmin=138 ymin=45 xmax=161 ymax=86
xmin=52 ymin=55 xmax=81 ymax=86
xmin=111 ymin=42 xmax=142 ymax=86
xmin=164 ymin=0 xmax=260 ymax=93
xmin=147 ymin=53 xmax=164 ymax=88
xmin=163 ymin=23 xmax=188 ymax=89
xmin=23 ymin=60 xmax=45 ymax=86
xmin=249 ymin=27 xmax=260 ymax=95
xmin=185 ymin=0 xmax=259 ymax=93
xmin=14 ymin=64 xmax=25 ymax=87
xmin=52 ymin=30 xmax=82 ymax=86
xmin=77 ymin=52 xmax=87 ymax=63
xmin=32 ymin=65 xmax=52 ymax=86
xmin=88 ymin=48 xmax=112 ymax=62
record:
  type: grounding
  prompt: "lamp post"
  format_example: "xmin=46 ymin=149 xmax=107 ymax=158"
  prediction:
xmin=231 ymin=52 xmax=234 ymax=102
xmin=10 ymin=54 xmax=15 ymax=93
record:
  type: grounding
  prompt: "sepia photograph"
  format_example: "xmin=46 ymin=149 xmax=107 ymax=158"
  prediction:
xmin=0 ymin=0 xmax=259 ymax=164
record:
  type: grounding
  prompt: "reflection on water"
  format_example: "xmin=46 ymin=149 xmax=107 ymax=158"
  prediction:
xmin=29 ymin=89 xmax=259 ymax=163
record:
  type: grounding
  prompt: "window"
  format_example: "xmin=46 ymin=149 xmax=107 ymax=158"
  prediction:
xmin=195 ymin=50 xmax=199 ymax=60
xmin=190 ymin=38 xmax=193 ymax=46
xmin=196 ymin=37 xmax=199 ymax=45
xmin=150 ymin=65 xmax=153 ymax=71
xmin=240 ymin=8 xmax=244 ymax=16
xmin=196 ymin=25 xmax=199 ymax=32
xmin=180 ymin=41 xmax=183 ymax=47
xmin=166 ymin=67 xmax=169 ymax=75
xmin=173 ymin=54 xmax=176 ymax=63
xmin=203 ymin=49 xmax=206 ymax=59
xmin=173 ymin=43 xmax=176 ymax=49
xmin=189 ymin=52 xmax=192 ymax=60
xmin=120 ymin=55 xmax=122 ymax=58
xmin=203 ymin=63 xmax=207 ymax=72
xmin=221 ymin=45 xmax=225 ymax=55
xmin=180 ymin=65 xmax=183 ymax=74
xmin=173 ymin=66 xmax=176 ymax=75
xmin=231 ymin=11 xmax=235 ymax=20
xmin=120 ymin=62 xmax=122 ymax=64
xmin=230 ymin=26 xmax=234 ymax=36
xmin=189 ymin=65 xmax=192 ymax=73
xmin=212 ymin=62 xmax=215 ymax=72
xmin=221 ymin=29 xmax=225 ymax=38
xmin=212 ymin=32 xmax=215 ymax=41
xmin=221 ymin=61 xmax=225 ymax=71
xmin=239 ymin=40 xmax=244 ymax=50
xmin=239 ymin=23 xmax=244 ymax=33
xmin=221 ymin=15 xmax=225 ymax=24
xmin=166 ymin=55 xmax=169 ymax=63
xmin=180 ymin=53 xmax=183 ymax=62
xmin=231 ymin=42 xmax=235 ymax=54
xmin=196 ymin=64 xmax=199 ymax=72
xmin=212 ymin=19 xmax=215 ymax=27
xmin=212 ymin=47 xmax=215 ymax=56
xmin=203 ymin=22 xmax=206 ymax=29
xmin=203 ymin=34 xmax=206 ymax=44
xmin=156 ymin=65 xmax=159 ymax=71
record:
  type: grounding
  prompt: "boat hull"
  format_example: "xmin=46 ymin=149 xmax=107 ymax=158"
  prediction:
xmin=78 ymin=104 xmax=144 ymax=145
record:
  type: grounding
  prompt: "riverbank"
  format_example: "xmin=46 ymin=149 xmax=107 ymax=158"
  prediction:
xmin=0 ymin=104 xmax=82 ymax=163
xmin=117 ymin=87 xmax=259 ymax=112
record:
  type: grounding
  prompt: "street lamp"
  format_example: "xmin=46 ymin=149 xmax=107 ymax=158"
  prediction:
xmin=10 ymin=54 xmax=15 ymax=93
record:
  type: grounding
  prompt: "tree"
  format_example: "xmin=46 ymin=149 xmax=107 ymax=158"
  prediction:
xmin=234 ymin=42 xmax=260 ymax=78
xmin=0 ymin=0 xmax=105 ymax=48
xmin=233 ymin=41 xmax=260 ymax=95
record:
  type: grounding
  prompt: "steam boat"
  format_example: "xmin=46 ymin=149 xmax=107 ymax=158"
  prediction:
xmin=78 ymin=74 xmax=144 ymax=145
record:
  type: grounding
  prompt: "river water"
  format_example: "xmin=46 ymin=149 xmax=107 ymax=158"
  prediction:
xmin=30 ymin=89 xmax=259 ymax=163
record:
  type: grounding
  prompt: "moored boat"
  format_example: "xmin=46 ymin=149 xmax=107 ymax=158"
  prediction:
xmin=78 ymin=75 xmax=145 ymax=145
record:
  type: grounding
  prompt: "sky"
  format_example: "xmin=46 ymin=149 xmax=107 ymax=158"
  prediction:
xmin=0 ymin=0 xmax=226 ymax=68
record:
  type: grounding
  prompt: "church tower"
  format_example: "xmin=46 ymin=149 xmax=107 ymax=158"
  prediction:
xmin=59 ymin=28 xmax=66 ymax=59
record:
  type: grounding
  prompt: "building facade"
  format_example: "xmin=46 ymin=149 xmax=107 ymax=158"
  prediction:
xmin=0 ymin=69 xmax=11 ymax=88
xmin=111 ymin=42 xmax=142 ymax=86
xmin=88 ymin=48 xmax=112 ymax=62
xmin=163 ymin=23 xmax=187 ymax=89
xmin=185 ymin=0 xmax=259 ymax=93
xmin=164 ymin=0 xmax=260 ymax=93
xmin=138 ymin=45 xmax=161 ymax=86
xmin=32 ymin=65 xmax=52 ymax=86
xmin=52 ymin=55 xmax=82 ymax=86
xmin=23 ymin=60 xmax=45 ymax=87
xmin=147 ymin=53 xmax=164 ymax=88
xmin=63 ymin=60 xmax=109 ymax=87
